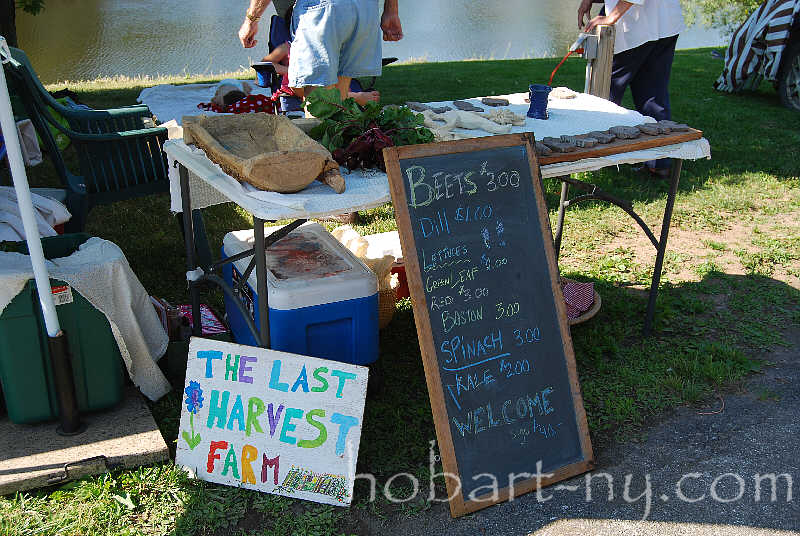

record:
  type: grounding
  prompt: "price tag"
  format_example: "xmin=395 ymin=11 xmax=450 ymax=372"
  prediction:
xmin=51 ymin=284 xmax=74 ymax=306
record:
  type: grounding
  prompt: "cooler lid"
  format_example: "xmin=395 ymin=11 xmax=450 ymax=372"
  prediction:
xmin=223 ymin=222 xmax=377 ymax=309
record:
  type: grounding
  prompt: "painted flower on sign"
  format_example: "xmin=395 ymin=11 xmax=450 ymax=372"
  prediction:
xmin=184 ymin=381 xmax=204 ymax=414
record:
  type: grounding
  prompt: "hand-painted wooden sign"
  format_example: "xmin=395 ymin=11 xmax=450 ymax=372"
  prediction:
xmin=175 ymin=338 xmax=368 ymax=506
xmin=384 ymin=134 xmax=594 ymax=517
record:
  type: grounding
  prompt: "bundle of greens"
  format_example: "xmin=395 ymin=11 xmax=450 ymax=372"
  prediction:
xmin=306 ymin=88 xmax=434 ymax=171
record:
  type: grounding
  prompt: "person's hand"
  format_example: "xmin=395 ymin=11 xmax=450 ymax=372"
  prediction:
xmin=577 ymin=0 xmax=594 ymax=29
xmin=583 ymin=14 xmax=611 ymax=33
xmin=239 ymin=19 xmax=259 ymax=48
xmin=381 ymin=12 xmax=403 ymax=41
xmin=583 ymin=1 xmax=632 ymax=32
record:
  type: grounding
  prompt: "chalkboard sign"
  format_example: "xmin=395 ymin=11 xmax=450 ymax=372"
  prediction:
xmin=384 ymin=134 xmax=593 ymax=517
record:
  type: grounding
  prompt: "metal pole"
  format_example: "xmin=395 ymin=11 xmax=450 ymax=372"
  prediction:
xmin=1 ymin=37 xmax=82 ymax=434
xmin=553 ymin=180 xmax=570 ymax=260
xmin=644 ymin=159 xmax=682 ymax=336
xmin=253 ymin=217 xmax=270 ymax=348
xmin=179 ymin=164 xmax=203 ymax=337
xmin=0 ymin=39 xmax=60 ymax=337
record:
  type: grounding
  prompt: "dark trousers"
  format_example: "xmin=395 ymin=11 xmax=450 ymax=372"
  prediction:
xmin=610 ymin=35 xmax=678 ymax=169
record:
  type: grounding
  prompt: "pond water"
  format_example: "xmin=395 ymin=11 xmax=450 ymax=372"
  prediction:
xmin=16 ymin=0 xmax=727 ymax=84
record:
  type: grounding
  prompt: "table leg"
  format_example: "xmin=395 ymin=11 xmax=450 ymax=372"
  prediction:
xmin=644 ymin=159 xmax=682 ymax=336
xmin=554 ymin=179 xmax=570 ymax=260
xmin=253 ymin=217 xmax=271 ymax=348
xmin=179 ymin=164 xmax=202 ymax=337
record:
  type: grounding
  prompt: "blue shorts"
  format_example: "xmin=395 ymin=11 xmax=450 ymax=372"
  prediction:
xmin=289 ymin=0 xmax=382 ymax=88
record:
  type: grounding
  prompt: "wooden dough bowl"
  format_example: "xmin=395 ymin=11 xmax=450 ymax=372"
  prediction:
xmin=183 ymin=113 xmax=345 ymax=193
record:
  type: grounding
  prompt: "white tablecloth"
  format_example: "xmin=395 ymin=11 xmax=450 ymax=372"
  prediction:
xmin=164 ymin=92 xmax=711 ymax=220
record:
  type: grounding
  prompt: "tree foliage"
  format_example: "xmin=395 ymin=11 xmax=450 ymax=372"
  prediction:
xmin=2 ymin=0 xmax=45 ymax=47
xmin=19 ymin=0 xmax=46 ymax=15
xmin=681 ymin=0 xmax=764 ymax=34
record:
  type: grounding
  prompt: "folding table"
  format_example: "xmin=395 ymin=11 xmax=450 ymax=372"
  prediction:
xmin=164 ymin=92 xmax=710 ymax=346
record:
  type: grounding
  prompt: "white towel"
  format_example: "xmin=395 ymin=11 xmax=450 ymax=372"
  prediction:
xmin=0 ymin=237 xmax=170 ymax=401
xmin=0 ymin=187 xmax=71 ymax=242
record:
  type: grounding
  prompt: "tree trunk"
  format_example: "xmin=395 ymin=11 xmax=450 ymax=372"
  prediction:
xmin=0 ymin=1 xmax=18 ymax=48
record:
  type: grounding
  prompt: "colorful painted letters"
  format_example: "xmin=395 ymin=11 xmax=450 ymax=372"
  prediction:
xmin=176 ymin=339 xmax=368 ymax=507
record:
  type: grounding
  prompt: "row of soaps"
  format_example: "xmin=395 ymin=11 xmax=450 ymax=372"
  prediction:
xmin=535 ymin=119 xmax=690 ymax=155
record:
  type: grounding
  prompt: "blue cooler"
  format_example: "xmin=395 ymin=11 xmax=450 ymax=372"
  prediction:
xmin=221 ymin=222 xmax=378 ymax=365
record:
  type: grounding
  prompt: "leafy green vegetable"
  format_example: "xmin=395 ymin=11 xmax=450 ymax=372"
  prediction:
xmin=306 ymin=88 xmax=433 ymax=170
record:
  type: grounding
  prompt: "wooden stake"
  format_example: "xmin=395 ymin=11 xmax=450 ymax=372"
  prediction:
xmin=584 ymin=25 xmax=616 ymax=99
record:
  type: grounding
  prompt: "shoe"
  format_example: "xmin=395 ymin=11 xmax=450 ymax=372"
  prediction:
xmin=646 ymin=167 xmax=671 ymax=179
xmin=634 ymin=164 xmax=670 ymax=179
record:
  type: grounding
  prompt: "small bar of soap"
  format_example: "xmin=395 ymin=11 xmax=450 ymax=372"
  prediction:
xmin=587 ymin=130 xmax=616 ymax=144
xmin=609 ymin=126 xmax=641 ymax=139
xmin=561 ymin=135 xmax=598 ymax=148
xmin=541 ymin=136 xmax=578 ymax=153
xmin=535 ymin=141 xmax=553 ymax=156
xmin=636 ymin=123 xmax=661 ymax=136
xmin=481 ymin=97 xmax=510 ymax=107
xmin=405 ymin=101 xmax=430 ymax=112
xmin=452 ymin=100 xmax=484 ymax=112
xmin=657 ymin=119 xmax=690 ymax=132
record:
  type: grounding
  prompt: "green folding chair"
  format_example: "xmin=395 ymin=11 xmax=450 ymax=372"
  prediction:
xmin=3 ymin=46 xmax=211 ymax=265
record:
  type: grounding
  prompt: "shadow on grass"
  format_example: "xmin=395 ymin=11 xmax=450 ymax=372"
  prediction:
xmin=2 ymin=270 xmax=790 ymax=536
xmin=155 ymin=270 xmax=797 ymax=535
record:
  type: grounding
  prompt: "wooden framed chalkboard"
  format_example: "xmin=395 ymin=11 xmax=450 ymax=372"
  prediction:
xmin=384 ymin=134 xmax=594 ymax=517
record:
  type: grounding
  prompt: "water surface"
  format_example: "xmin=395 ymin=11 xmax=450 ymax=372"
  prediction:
xmin=16 ymin=0 xmax=726 ymax=84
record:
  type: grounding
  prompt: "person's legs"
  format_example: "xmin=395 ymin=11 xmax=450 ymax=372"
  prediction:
xmin=609 ymin=41 xmax=654 ymax=106
xmin=349 ymin=90 xmax=380 ymax=105
xmin=628 ymin=35 xmax=678 ymax=171
xmin=629 ymin=35 xmax=678 ymax=122
xmin=289 ymin=0 xmax=353 ymax=89
xmin=338 ymin=0 xmax=382 ymax=80
xmin=335 ymin=76 xmax=352 ymax=101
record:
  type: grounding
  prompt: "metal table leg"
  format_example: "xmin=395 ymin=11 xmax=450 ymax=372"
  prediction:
xmin=178 ymin=164 xmax=202 ymax=337
xmin=252 ymin=217 xmax=270 ymax=348
xmin=175 ymin=162 xmax=290 ymax=347
xmin=550 ymin=159 xmax=684 ymax=335
xmin=553 ymin=179 xmax=570 ymax=260
xmin=644 ymin=159 xmax=682 ymax=336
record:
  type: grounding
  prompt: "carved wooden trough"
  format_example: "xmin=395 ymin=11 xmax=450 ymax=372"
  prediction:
xmin=182 ymin=113 xmax=345 ymax=193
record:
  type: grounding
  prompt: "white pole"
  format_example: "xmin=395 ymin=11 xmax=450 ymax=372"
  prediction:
xmin=0 ymin=37 xmax=61 ymax=337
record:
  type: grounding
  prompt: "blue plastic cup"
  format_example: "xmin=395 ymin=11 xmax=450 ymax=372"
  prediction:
xmin=527 ymin=84 xmax=552 ymax=120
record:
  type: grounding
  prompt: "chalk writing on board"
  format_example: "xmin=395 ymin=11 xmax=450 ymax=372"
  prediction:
xmin=385 ymin=136 xmax=593 ymax=515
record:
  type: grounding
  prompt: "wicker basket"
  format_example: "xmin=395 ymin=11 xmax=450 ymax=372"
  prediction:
xmin=561 ymin=278 xmax=602 ymax=326
xmin=378 ymin=287 xmax=397 ymax=329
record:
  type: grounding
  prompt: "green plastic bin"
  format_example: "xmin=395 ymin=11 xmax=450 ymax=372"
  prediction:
xmin=0 ymin=233 xmax=125 ymax=424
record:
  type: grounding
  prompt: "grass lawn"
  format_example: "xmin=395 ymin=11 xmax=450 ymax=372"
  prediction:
xmin=1 ymin=48 xmax=799 ymax=535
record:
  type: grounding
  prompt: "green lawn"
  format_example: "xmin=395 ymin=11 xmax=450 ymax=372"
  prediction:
xmin=1 ymin=48 xmax=799 ymax=535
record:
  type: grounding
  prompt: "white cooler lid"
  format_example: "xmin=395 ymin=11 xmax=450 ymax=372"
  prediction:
xmin=223 ymin=222 xmax=377 ymax=310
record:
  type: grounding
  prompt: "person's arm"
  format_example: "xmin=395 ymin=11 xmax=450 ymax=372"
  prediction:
xmin=238 ymin=0 xmax=272 ymax=48
xmin=381 ymin=0 xmax=403 ymax=41
xmin=577 ymin=0 xmax=605 ymax=30
xmin=583 ymin=1 xmax=634 ymax=32
xmin=261 ymin=42 xmax=289 ymax=75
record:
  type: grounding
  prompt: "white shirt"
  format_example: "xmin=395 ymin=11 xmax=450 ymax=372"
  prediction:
xmin=606 ymin=0 xmax=686 ymax=54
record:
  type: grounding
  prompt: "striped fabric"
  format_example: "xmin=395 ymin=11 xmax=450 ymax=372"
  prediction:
xmin=714 ymin=0 xmax=800 ymax=91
